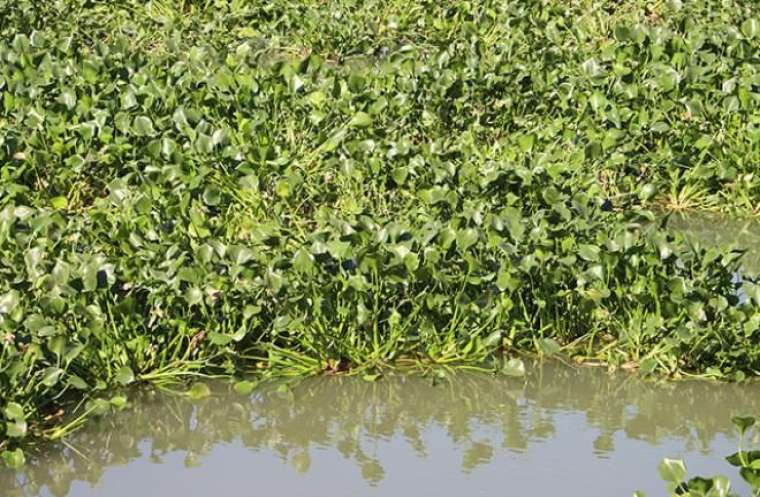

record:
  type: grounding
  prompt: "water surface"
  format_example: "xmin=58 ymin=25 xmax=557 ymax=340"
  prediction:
xmin=3 ymin=363 xmax=759 ymax=497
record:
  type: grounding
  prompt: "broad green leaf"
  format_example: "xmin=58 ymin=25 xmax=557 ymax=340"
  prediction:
xmin=741 ymin=18 xmax=759 ymax=39
xmin=293 ymin=248 xmax=315 ymax=274
xmin=187 ymin=383 xmax=211 ymax=400
xmin=349 ymin=112 xmax=372 ymax=128
xmin=133 ymin=115 xmax=155 ymax=136
xmin=185 ymin=287 xmax=204 ymax=306
xmin=50 ymin=196 xmax=68 ymax=210
xmin=202 ymin=185 xmax=222 ymax=206
xmin=538 ymin=338 xmax=561 ymax=356
xmin=6 ymin=420 xmax=26 ymax=438
xmin=658 ymin=458 xmax=687 ymax=483
xmin=68 ymin=375 xmax=89 ymax=390
xmin=457 ymin=228 xmax=479 ymax=251
xmin=732 ymin=416 xmax=756 ymax=435
xmin=110 ymin=395 xmax=128 ymax=409
xmin=59 ymin=88 xmax=76 ymax=110
xmin=115 ymin=366 xmax=135 ymax=385
xmin=2 ymin=449 xmax=25 ymax=469
xmin=578 ymin=244 xmax=600 ymax=262
xmin=4 ymin=402 xmax=24 ymax=421
xmin=503 ymin=358 xmax=526 ymax=377
xmin=0 ymin=290 xmax=20 ymax=314
xmin=41 ymin=367 xmax=64 ymax=387
xmin=233 ymin=380 xmax=255 ymax=395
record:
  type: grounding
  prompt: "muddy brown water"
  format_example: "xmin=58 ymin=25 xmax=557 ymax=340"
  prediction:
xmin=3 ymin=362 xmax=760 ymax=497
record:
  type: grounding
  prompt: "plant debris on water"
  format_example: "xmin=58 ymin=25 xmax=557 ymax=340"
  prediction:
xmin=1 ymin=0 xmax=759 ymax=469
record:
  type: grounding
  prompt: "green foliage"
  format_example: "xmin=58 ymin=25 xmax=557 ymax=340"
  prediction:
xmin=0 ymin=0 xmax=759 ymax=462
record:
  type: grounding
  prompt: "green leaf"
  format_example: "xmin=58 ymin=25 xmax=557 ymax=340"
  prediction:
xmin=50 ymin=196 xmax=68 ymax=210
xmin=59 ymin=88 xmax=77 ymax=110
xmin=639 ymin=183 xmax=657 ymax=201
xmin=538 ymin=338 xmax=561 ymax=356
xmin=110 ymin=395 xmax=128 ymax=409
xmin=233 ymin=380 xmax=255 ymax=395
xmin=349 ymin=112 xmax=373 ymax=128
xmin=133 ymin=115 xmax=155 ymax=136
xmin=202 ymin=185 xmax=222 ymax=206
xmin=658 ymin=458 xmax=687 ymax=483
xmin=727 ymin=451 xmax=760 ymax=467
xmin=741 ymin=18 xmax=759 ymax=39
xmin=456 ymin=228 xmax=479 ymax=251
xmin=710 ymin=476 xmax=731 ymax=497
xmin=187 ymin=383 xmax=211 ymax=400
xmin=115 ymin=366 xmax=135 ymax=385
xmin=307 ymin=90 xmax=326 ymax=107
xmin=4 ymin=402 xmax=25 ymax=421
xmin=2 ymin=449 xmax=25 ymax=469
xmin=86 ymin=398 xmax=112 ymax=416
xmin=0 ymin=290 xmax=20 ymax=314
xmin=483 ymin=330 xmax=503 ymax=349
xmin=293 ymin=248 xmax=315 ymax=274
xmin=578 ymin=244 xmax=600 ymax=262
xmin=41 ymin=367 xmax=64 ymax=387
xmin=275 ymin=179 xmax=292 ymax=198
xmin=732 ymin=416 xmax=756 ymax=435
xmin=739 ymin=467 xmax=760 ymax=488
xmin=196 ymin=133 xmax=214 ymax=154
xmin=517 ymin=133 xmax=535 ymax=152
xmin=503 ymin=358 xmax=526 ymax=377
xmin=208 ymin=332 xmax=233 ymax=346
xmin=68 ymin=374 xmax=89 ymax=390
xmin=362 ymin=373 xmax=381 ymax=382
xmin=185 ymin=287 xmax=204 ymax=306
xmin=6 ymin=420 xmax=27 ymax=438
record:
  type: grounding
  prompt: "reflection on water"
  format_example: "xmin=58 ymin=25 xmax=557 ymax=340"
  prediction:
xmin=3 ymin=363 xmax=759 ymax=497
xmin=669 ymin=213 xmax=760 ymax=275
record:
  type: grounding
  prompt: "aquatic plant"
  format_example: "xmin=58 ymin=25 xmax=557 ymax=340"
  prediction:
xmin=1 ymin=0 xmax=759 ymax=464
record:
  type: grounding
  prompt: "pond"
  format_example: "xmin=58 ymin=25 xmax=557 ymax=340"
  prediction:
xmin=3 ymin=362 xmax=759 ymax=497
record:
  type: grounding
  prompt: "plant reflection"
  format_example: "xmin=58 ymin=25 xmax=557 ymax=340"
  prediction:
xmin=4 ymin=362 xmax=760 ymax=496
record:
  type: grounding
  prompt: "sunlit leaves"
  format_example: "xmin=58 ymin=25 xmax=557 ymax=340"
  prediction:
xmin=659 ymin=458 xmax=687 ymax=484
xmin=1 ymin=0 xmax=760 ymax=460
xmin=132 ymin=115 xmax=155 ymax=136
xmin=349 ymin=112 xmax=373 ymax=128
xmin=115 ymin=366 xmax=135 ymax=386
xmin=187 ymin=383 xmax=211 ymax=400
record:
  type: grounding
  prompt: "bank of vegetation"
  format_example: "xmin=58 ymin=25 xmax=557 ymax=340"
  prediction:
xmin=1 ymin=0 xmax=759 ymax=466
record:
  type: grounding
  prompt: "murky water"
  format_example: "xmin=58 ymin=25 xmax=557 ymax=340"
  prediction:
xmin=3 ymin=363 xmax=759 ymax=497
xmin=669 ymin=213 xmax=760 ymax=275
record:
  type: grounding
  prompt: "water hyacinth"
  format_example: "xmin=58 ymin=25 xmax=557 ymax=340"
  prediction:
xmin=1 ymin=0 xmax=759 ymax=464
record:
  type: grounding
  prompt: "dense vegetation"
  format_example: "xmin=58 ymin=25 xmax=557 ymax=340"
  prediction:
xmin=1 ymin=0 xmax=759 ymax=466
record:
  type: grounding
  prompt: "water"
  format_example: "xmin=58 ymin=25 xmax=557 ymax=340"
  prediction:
xmin=4 ymin=363 xmax=760 ymax=497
